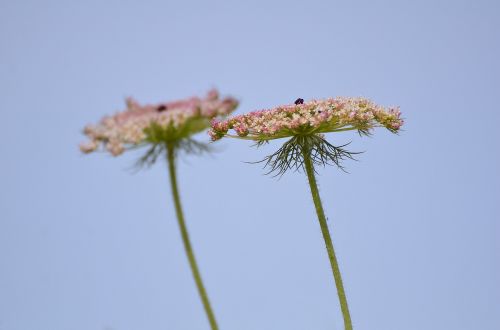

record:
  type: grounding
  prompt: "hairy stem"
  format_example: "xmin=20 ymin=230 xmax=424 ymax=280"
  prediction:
xmin=302 ymin=148 xmax=353 ymax=330
xmin=166 ymin=144 xmax=219 ymax=330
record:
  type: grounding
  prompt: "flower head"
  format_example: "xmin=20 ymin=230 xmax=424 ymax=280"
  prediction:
xmin=209 ymin=96 xmax=403 ymax=176
xmin=81 ymin=89 xmax=238 ymax=157
xmin=209 ymin=97 xmax=403 ymax=142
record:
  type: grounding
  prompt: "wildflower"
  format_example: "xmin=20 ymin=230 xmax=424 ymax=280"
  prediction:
xmin=210 ymin=96 xmax=403 ymax=330
xmin=80 ymin=90 xmax=238 ymax=330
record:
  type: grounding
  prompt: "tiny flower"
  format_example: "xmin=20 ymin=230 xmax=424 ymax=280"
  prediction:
xmin=79 ymin=140 xmax=98 ymax=153
xmin=106 ymin=140 xmax=125 ymax=156
xmin=80 ymin=90 xmax=238 ymax=158
xmin=233 ymin=122 xmax=249 ymax=137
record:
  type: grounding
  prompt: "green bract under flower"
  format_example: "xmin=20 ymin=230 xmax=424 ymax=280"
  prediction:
xmin=80 ymin=90 xmax=238 ymax=156
xmin=209 ymin=97 xmax=403 ymax=142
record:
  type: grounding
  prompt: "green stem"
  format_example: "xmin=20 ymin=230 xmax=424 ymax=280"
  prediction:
xmin=166 ymin=144 xmax=219 ymax=330
xmin=302 ymin=148 xmax=353 ymax=330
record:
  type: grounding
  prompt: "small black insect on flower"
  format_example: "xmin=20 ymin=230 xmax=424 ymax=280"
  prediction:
xmin=157 ymin=105 xmax=168 ymax=112
xmin=294 ymin=98 xmax=304 ymax=105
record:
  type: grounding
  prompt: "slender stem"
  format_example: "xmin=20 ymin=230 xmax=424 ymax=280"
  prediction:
xmin=302 ymin=148 xmax=353 ymax=330
xmin=166 ymin=144 xmax=219 ymax=330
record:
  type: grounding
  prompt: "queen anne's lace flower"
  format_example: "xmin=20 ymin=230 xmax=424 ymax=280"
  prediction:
xmin=209 ymin=97 xmax=403 ymax=141
xmin=81 ymin=90 xmax=238 ymax=156
xmin=80 ymin=90 xmax=236 ymax=328
xmin=208 ymin=97 xmax=403 ymax=330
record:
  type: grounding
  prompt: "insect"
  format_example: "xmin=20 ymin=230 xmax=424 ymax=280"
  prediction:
xmin=157 ymin=105 xmax=168 ymax=112
xmin=294 ymin=98 xmax=304 ymax=105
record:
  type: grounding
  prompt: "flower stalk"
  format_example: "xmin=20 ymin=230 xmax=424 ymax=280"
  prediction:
xmin=166 ymin=143 xmax=219 ymax=330
xmin=302 ymin=145 xmax=353 ymax=330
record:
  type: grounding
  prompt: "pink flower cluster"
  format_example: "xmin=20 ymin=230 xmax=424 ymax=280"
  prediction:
xmin=80 ymin=90 xmax=238 ymax=156
xmin=209 ymin=97 xmax=403 ymax=141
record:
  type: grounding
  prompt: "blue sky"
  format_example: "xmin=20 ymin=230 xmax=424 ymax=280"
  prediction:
xmin=1 ymin=0 xmax=499 ymax=329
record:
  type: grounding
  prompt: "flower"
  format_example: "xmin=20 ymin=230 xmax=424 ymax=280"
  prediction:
xmin=81 ymin=90 xmax=238 ymax=156
xmin=209 ymin=97 xmax=403 ymax=142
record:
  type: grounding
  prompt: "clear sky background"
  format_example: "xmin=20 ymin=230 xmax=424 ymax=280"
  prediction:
xmin=1 ymin=0 xmax=499 ymax=329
